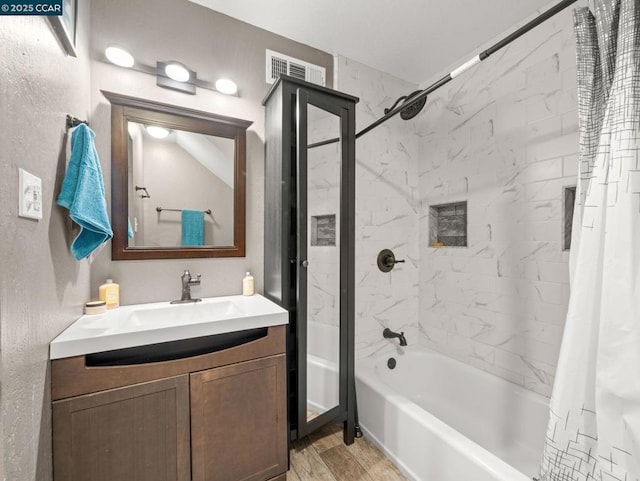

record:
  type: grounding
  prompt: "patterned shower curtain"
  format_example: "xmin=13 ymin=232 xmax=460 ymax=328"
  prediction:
xmin=539 ymin=1 xmax=640 ymax=480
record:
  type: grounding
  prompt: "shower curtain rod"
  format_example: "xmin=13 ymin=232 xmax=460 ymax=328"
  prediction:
xmin=308 ymin=0 xmax=579 ymax=149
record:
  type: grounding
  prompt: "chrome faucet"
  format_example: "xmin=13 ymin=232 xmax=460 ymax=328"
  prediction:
xmin=383 ymin=328 xmax=407 ymax=346
xmin=170 ymin=269 xmax=202 ymax=304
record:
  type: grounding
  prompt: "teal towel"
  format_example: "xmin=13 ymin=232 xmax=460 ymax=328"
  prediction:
xmin=56 ymin=124 xmax=113 ymax=259
xmin=181 ymin=210 xmax=204 ymax=246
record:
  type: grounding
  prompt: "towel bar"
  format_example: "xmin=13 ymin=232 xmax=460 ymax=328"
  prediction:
xmin=156 ymin=207 xmax=212 ymax=215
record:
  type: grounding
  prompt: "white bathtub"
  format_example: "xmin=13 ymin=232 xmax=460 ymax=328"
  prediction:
xmin=356 ymin=347 xmax=549 ymax=481
xmin=307 ymin=321 xmax=339 ymax=413
xmin=307 ymin=354 xmax=339 ymax=413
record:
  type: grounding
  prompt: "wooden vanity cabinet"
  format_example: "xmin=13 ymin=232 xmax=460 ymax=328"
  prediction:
xmin=51 ymin=325 xmax=287 ymax=481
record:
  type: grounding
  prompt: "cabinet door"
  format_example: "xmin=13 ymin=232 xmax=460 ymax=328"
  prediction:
xmin=191 ymin=354 xmax=287 ymax=481
xmin=53 ymin=375 xmax=190 ymax=481
xmin=295 ymin=86 xmax=356 ymax=441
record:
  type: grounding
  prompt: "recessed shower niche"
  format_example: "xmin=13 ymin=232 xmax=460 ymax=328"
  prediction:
xmin=563 ymin=186 xmax=576 ymax=250
xmin=429 ymin=201 xmax=468 ymax=247
xmin=311 ymin=214 xmax=336 ymax=246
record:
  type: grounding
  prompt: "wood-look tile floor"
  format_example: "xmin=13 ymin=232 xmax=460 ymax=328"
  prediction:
xmin=287 ymin=423 xmax=408 ymax=481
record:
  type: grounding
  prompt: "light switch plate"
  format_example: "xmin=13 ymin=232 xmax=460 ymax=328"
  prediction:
xmin=19 ymin=168 xmax=43 ymax=220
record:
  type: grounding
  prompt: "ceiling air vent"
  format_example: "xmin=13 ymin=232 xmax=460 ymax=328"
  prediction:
xmin=266 ymin=49 xmax=326 ymax=86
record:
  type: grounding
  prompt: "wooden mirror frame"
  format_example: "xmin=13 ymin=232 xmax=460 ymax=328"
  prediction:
xmin=103 ymin=90 xmax=252 ymax=260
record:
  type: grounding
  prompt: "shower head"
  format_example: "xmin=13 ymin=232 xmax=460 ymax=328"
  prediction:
xmin=384 ymin=90 xmax=427 ymax=120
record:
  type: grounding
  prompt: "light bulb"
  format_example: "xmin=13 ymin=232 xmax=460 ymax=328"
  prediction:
xmin=146 ymin=126 xmax=170 ymax=139
xmin=215 ymin=78 xmax=238 ymax=95
xmin=164 ymin=62 xmax=190 ymax=82
xmin=105 ymin=46 xmax=134 ymax=68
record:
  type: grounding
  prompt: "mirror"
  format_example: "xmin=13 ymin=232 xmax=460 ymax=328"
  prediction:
xmin=294 ymin=84 xmax=354 ymax=439
xmin=304 ymin=104 xmax=341 ymax=423
xmin=103 ymin=91 xmax=252 ymax=260
xmin=127 ymin=122 xmax=236 ymax=248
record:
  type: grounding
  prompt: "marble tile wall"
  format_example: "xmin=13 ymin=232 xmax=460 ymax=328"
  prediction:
xmin=336 ymin=56 xmax=421 ymax=359
xmin=417 ymin=8 xmax=578 ymax=396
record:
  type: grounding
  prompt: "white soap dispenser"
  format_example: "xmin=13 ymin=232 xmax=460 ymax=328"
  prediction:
xmin=242 ymin=272 xmax=254 ymax=296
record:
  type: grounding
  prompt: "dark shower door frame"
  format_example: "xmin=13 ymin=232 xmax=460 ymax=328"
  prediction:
xmin=295 ymin=87 xmax=356 ymax=443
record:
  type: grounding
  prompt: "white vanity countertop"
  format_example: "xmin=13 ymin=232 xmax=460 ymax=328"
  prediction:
xmin=50 ymin=294 xmax=289 ymax=360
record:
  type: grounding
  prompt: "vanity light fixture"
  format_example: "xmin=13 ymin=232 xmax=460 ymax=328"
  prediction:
xmin=145 ymin=125 xmax=171 ymax=139
xmin=215 ymin=78 xmax=238 ymax=95
xmin=103 ymin=46 xmax=239 ymax=97
xmin=105 ymin=45 xmax=135 ymax=68
xmin=155 ymin=61 xmax=196 ymax=94
xmin=164 ymin=62 xmax=190 ymax=82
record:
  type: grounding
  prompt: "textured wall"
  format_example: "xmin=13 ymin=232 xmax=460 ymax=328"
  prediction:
xmin=417 ymin=7 xmax=578 ymax=396
xmin=0 ymin=9 xmax=91 ymax=481
xmin=88 ymin=0 xmax=334 ymax=305
xmin=336 ymin=56 xmax=421 ymax=359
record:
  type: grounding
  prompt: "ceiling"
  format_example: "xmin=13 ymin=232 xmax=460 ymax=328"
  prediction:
xmin=191 ymin=0 xmax=556 ymax=84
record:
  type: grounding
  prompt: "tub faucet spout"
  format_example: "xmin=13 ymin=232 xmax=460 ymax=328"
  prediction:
xmin=383 ymin=328 xmax=407 ymax=346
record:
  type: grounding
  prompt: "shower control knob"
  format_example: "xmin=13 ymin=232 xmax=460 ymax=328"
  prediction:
xmin=301 ymin=260 xmax=309 ymax=268
xmin=377 ymin=249 xmax=404 ymax=273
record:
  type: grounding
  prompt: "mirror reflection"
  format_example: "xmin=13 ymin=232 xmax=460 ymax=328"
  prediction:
xmin=127 ymin=121 xmax=235 ymax=248
xmin=305 ymin=104 xmax=341 ymax=422
xmin=104 ymin=90 xmax=251 ymax=260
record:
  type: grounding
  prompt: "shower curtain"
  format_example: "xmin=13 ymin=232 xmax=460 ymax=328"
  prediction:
xmin=539 ymin=1 xmax=640 ymax=480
